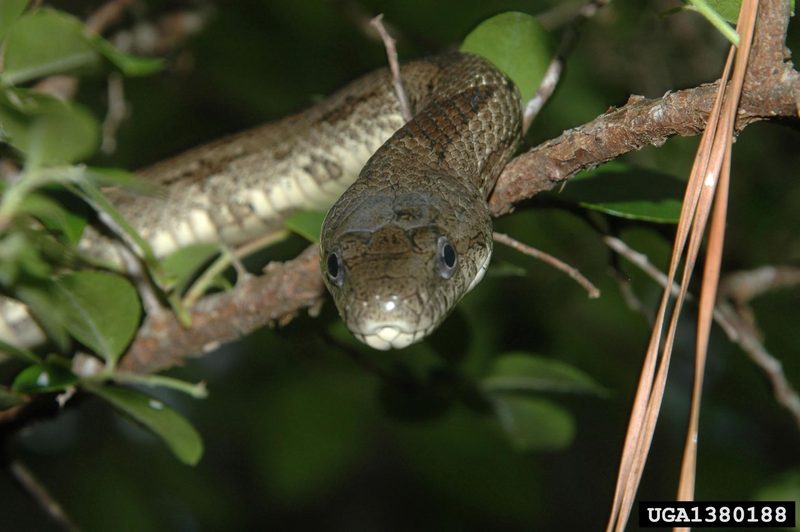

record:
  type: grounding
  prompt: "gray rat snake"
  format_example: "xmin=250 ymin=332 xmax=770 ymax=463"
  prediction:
xmin=0 ymin=52 xmax=522 ymax=350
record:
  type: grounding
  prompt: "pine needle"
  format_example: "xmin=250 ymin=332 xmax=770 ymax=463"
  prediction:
xmin=605 ymin=2 xmax=758 ymax=530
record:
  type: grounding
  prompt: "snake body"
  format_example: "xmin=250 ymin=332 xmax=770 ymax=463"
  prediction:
xmin=0 ymin=52 xmax=521 ymax=350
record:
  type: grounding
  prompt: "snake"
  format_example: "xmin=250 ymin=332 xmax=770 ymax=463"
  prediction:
xmin=0 ymin=52 xmax=521 ymax=350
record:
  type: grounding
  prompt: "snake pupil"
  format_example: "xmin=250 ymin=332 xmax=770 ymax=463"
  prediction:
xmin=436 ymin=237 xmax=457 ymax=279
xmin=326 ymin=252 xmax=344 ymax=286
xmin=443 ymin=244 xmax=456 ymax=268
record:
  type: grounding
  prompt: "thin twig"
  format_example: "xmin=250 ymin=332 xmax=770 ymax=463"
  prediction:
xmin=604 ymin=235 xmax=800 ymax=431
xmin=719 ymin=302 xmax=800 ymax=430
xmin=337 ymin=0 xmax=406 ymax=45
xmin=720 ymin=265 xmax=800 ymax=303
xmin=493 ymin=232 xmax=600 ymax=298
xmin=611 ymin=269 xmax=650 ymax=318
xmin=523 ymin=56 xmax=564 ymax=133
xmin=181 ymin=229 xmax=288 ymax=308
xmin=117 ymin=244 xmax=164 ymax=324
xmin=523 ymin=0 xmax=611 ymax=132
xmin=687 ymin=0 xmax=741 ymax=45
xmin=370 ymin=14 xmax=412 ymax=122
xmin=85 ymin=0 xmax=135 ymax=35
xmin=603 ymin=236 xmax=737 ymax=336
xmin=100 ymin=73 xmax=127 ymax=154
xmin=719 ymin=265 xmax=800 ymax=430
xmin=110 ymin=9 xmax=210 ymax=57
xmin=33 ymin=0 xmax=134 ymax=101
xmin=9 ymin=460 xmax=79 ymax=532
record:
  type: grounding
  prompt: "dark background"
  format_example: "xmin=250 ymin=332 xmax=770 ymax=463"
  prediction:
xmin=1 ymin=1 xmax=798 ymax=530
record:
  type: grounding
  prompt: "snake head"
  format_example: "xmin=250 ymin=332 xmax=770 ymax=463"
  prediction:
xmin=319 ymin=181 xmax=492 ymax=350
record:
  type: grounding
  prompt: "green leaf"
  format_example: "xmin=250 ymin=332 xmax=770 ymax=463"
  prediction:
xmin=283 ymin=210 xmax=326 ymax=243
xmin=69 ymin=180 xmax=161 ymax=276
xmin=1 ymin=8 xmax=162 ymax=84
xmin=482 ymin=352 xmax=607 ymax=396
xmin=85 ymin=167 xmax=160 ymax=196
xmin=559 ymin=162 xmax=684 ymax=223
xmin=110 ymin=372 xmax=208 ymax=399
xmin=15 ymin=282 xmax=70 ymax=351
xmin=90 ymin=36 xmax=164 ymax=76
xmin=18 ymin=192 xmax=87 ymax=245
xmin=482 ymin=353 xmax=599 ymax=450
xmin=12 ymin=362 xmax=78 ymax=393
xmin=2 ymin=8 xmax=100 ymax=85
xmin=0 ymin=338 xmax=40 ymax=363
xmin=0 ymin=0 xmax=28 ymax=43
xmin=683 ymin=0 xmax=740 ymax=44
xmin=491 ymin=396 xmax=575 ymax=451
xmin=684 ymin=0 xmax=795 ymax=38
xmin=89 ymin=384 xmax=203 ymax=465
xmin=0 ymin=87 xmax=99 ymax=164
xmin=52 ymin=271 xmax=141 ymax=364
xmin=0 ymin=231 xmax=51 ymax=284
xmin=161 ymin=243 xmax=221 ymax=292
xmin=692 ymin=0 xmax=742 ymax=22
xmin=460 ymin=11 xmax=554 ymax=102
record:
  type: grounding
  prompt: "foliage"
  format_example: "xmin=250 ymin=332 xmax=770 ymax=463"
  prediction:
xmin=0 ymin=3 xmax=199 ymax=466
xmin=460 ymin=11 xmax=554 ymax=101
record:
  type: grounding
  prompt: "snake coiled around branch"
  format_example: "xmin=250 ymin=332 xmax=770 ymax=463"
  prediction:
xmin=0 ymin=52 xmax=521 ymax=350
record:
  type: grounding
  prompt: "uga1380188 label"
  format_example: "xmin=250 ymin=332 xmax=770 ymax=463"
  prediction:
xmin=639 ymin=501 xmax=795 ymax=528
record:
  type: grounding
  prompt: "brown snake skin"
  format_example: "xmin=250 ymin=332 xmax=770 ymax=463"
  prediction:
xmin=0 ymin=52 xmax=521 ymax=350
xmin=320 ymin=53 xmax=521 ymax=349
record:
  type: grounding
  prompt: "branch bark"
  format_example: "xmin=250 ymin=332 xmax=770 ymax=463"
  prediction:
xmin=120 ymin=0 xmax=799 ymax=374
xmin=120 ymin=245 xmax=323 ymax=373
xmin=489 ymin=3 xmax=799 ymax=214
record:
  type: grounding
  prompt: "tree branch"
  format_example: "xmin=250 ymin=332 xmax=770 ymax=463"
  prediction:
xmin=8 ymin=460 xmax=79 ymax=531
xmin=489 ymin=31 xmax=800 ymax=214
xmin=118 ymin=0 xmax=799 ymax=374
xmin=120 ymin=245 xmax=323 ymax=373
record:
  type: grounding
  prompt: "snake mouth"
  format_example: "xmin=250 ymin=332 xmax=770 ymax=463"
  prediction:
xmin=353 ymin=320 xmax=433 ymax=350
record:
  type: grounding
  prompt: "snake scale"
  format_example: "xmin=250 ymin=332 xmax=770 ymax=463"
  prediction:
xmin=0 ymin=52 xmax=521 ymax=350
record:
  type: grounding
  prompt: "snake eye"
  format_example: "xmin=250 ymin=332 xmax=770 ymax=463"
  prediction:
xmin=326 ymin=251 xmax=345 ymax=286
xmin=436 ymin=236 xmax=457 ymax=279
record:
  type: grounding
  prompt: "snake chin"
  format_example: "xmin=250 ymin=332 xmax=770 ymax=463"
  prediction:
xmin=355 ymin=323 xmax=432 ymax=351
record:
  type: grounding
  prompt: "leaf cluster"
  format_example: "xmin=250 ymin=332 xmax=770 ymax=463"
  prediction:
xmin=0 ymin=3 xmax=199 ymax=465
